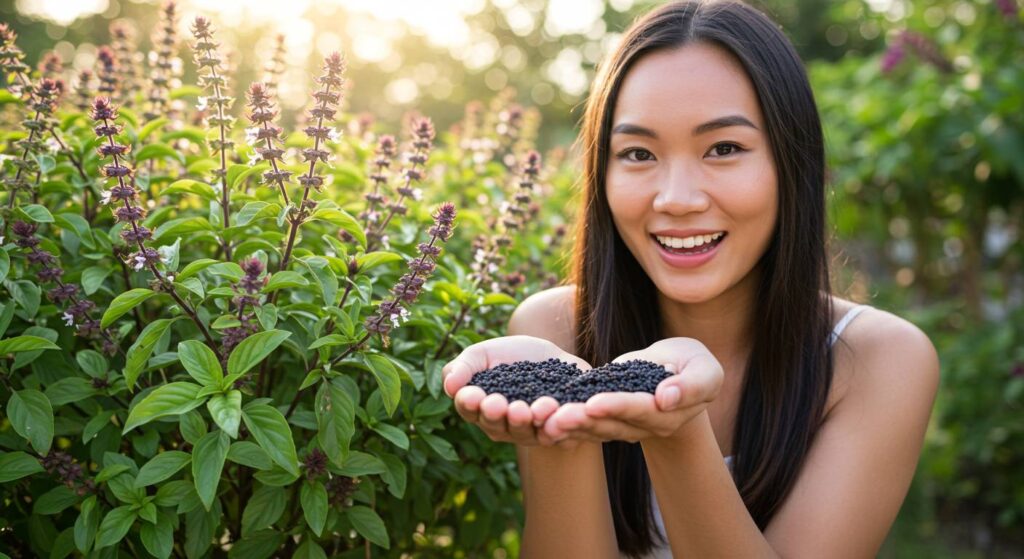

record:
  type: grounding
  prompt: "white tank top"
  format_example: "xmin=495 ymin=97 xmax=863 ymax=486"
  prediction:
xmin=635 ymin=305 xmax=871 ymax=559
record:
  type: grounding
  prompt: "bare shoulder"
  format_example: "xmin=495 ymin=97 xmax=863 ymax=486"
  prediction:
xmin=764 ymin=299 xmax=941 ymax=556
xmin=830 ymin=298 xmax=940 ymax=412
xmin=507 ymin=284 xmax=577 ymax=355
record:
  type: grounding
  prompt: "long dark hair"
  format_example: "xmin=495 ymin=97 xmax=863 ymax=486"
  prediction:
xmin=568 ymin=1 xmax=834 ymax=555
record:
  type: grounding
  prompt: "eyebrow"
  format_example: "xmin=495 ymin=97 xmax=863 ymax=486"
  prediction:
xmin=611 ymin=115 xmax=759 ymax=138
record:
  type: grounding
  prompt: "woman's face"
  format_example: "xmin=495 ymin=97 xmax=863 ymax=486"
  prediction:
xmin=606 ymin=42 xmax=777 ymax=305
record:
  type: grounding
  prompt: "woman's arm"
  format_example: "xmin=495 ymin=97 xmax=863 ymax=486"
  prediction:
xmin=508 ymin=288 xmax=618 ymax=558
xmin=641 ymin=310 xmax=939 ymax=558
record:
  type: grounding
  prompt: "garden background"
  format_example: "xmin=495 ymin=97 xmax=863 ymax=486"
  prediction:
xmin=0 ymin=0 xmax=1021 ymax=557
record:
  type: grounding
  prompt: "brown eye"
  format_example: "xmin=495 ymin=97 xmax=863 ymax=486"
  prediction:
xmin=709 ymin=143 xmax=742 ymax=157
xmin=627 ymin=148 xmax=655 ymax=161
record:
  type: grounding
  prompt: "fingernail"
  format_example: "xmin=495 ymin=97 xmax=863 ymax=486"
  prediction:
xmin=663 ymin=386 xmax=681 ymax=409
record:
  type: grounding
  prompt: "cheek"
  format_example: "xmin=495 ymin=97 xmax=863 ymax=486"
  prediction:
xmin=727 ymin=159 xmax=777 ymax=228
xmin=605 ymin=172 xmax=649 ymax=232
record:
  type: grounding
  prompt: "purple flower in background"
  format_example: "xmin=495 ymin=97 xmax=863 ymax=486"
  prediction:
xmin=883 ymin=30 xmax=953 ymax=75
xmin=996 ymin=0 xmax=1018 ymax=19
xmin=881 ymin=42 xmax=906 ymax=74
xmin=1012 ymin=363 xmax=1024 ymax=379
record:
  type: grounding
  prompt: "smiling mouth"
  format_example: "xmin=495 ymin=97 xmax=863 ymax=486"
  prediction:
xmin=650 ymin=233 xmax=727 ymax=255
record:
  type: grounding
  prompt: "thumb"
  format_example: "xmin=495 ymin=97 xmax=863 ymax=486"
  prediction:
xmin=442 ymin=343 xmax=490 ymax=398
xmin=443 ymin=361 xmax=473 ymax=398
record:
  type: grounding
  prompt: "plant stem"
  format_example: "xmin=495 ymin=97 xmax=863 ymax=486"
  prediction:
xmin=101 ymin=122 xmax=218 ymax=348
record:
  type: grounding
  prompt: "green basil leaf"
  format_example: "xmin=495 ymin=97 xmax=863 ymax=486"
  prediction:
xmin=94 ymin=505 xmax=137 ymax=549
xmin=192 ymin=430 xmax=230 ymax=511
xmin=316 ymin=380 xmax=354 ymax=467
xmin=262 ymin=270 xmax=309 ymax=291
xmin=123 ymin=382 xmax=205 ymax=433
xmin=346 ymin=505 xmax=389 ymax=549
xmin=74 ymin=496 xmax=98 ymax=552
xmin=101 ymin=288 xmax=156 ymax=328
xmin=227 ymin=441 xmax=272 ymax=470
xmin=226 ymin=329 xmax=291 ymax=379
xmin=207 ymin=390 xmax=242 ymax=438
xmin=241 ymin=485 xmax=286 ymax=536
xmin=371 ymin=423 xmax=409 ymax=451
xmin=241 ymin=403 xmax=299 ymax=476
xmin=124 ymin=318 xmax=179 ymax=389
xmin=0 ymin=451 xmax=45 ymax=482
xmin=294 ymin=540 xmax=328 ymax=559
xmin=176 ymin=258 xmax=219 ymax=280
xmin=76 ymin=349 xmax=108 ymax=378
xmin=8 ymin=389 xmax=54 ymax=454
xmin=139 ymin=509 xmax=174 ymax=559
xmin=135 ymin=451 xmax=192 ymax=488
xmin=32 ymin=485 xmax=80 ymax=515
xmin=17 ymin=203 xmax=55 ymax=223
xmin=45 ymin=377 xmax=97 ymax=406
xmin=0 ymin=335 xmax=60 ymax=354
xmin=300 ymin=480 xmax=328 ymax=537
xmin=310 ymin=208 xmax=366 ymax=248
xmin=163 ymin=179 xmax=216 ymax=201
xmin=178 ymin=340 xmax=224 ymax=386
xmin=135 ymin=142 xmax=185 ymax=164
xmin=361 ymin=353 xmax=402 ymax=417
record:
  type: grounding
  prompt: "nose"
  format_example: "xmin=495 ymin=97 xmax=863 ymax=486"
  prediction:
xmin=651 ymin=162 xmax=710 ymax=215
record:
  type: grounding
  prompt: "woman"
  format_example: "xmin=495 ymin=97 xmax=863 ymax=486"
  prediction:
xmin=442 ymin=1 xmax=939 ymax=557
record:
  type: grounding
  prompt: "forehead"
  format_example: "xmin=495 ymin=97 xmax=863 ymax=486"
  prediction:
xmin=613 ymin=42 xmax=763 ymax=128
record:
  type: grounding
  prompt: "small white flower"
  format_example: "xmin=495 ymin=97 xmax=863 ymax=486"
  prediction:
xmin=245 ymin=127 xmax=261 ymax=147
xmin=166 ymin=274 xmax=175 ymax=283
xmin=133 ymin=255 xmax=147 ymax=271
xmin=380 ymin=235 xmax=390 ymax=250
xmin=487 ymin=263 xmax=499 ymax=274
xmin=389 ymin=307 xmax=411 ymax=329
xmin=247 ymin=151 xmax=261 ymax=166
xmin=100 ymin=190 xmax=113 ymax=205
xmin=62 ymin=312 xmax=75 ymax=327
xmin=44 ymin=137 xmax=61 ymax=154
xmin=411 ymin=188 xmax=423 ymax=201
xmin=366 ymin=210 xmax=379 ymax=223
xmin=196 ymin=96 xmax=208 ymax=111
xmin=327 ymin=128 xmax=342 ymax=142
xmin=473 ymin=248 xmax=487 ymax=264
xmin=499 ymin=201 xmax=511 ymax=214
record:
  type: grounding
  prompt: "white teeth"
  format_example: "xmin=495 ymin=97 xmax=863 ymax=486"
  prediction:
xmin=655 ymin=232 xmax=724 ymax=249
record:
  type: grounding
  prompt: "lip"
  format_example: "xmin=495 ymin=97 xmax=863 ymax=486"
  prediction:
xmin=651 ymin=232 xmax=725 ymax=269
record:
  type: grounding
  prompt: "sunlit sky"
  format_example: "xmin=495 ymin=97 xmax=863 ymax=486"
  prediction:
xmin=16 ymin=0 xmax=626 ymax=104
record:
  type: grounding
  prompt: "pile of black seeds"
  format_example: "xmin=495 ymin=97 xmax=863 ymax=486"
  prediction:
xmin=467 ymin=358 xmax=672 ymax=405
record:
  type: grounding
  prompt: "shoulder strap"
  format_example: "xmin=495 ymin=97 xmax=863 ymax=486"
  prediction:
xmin=828 ymin=305 xmax=870 ymax=347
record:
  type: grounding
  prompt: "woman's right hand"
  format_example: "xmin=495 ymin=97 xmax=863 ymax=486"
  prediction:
xmin=442 ymin=335 xmax=592 ymax=446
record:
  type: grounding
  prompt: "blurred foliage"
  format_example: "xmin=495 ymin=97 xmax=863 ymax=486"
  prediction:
xmin=813 ymin=0 xmax=1024 ymax=555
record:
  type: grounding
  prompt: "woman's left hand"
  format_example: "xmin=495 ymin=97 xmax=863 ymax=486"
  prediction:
xmin=540 ymin=337 xmax=724 ymax=443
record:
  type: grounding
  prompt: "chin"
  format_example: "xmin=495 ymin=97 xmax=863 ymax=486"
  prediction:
xmin=656 ymin=280 xmax=719 ymax=304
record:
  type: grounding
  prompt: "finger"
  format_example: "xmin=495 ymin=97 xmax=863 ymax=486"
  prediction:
xmin=655 ymin=354 xmax=722 ymax=411
xmin=577 ymin=417 xmax=650 ymax=443
xmin=453 ymin=386 xmax=486 ymax=423
xmin=542 ymin=403 xmax=589 ymax=440
xmin=442 ymin=360 xmax=475 ymax=399
xmin=610 ymin=351 xmax=643 ymax=364
xmin=529 ymin=396 xmax=560 ymax=428
xmin=478 ymin=393 xmax=510 ymax=435
xmin=584 ymin=392 xmax=657 ymax=421
xmin=506 ymin=400 xmax=537 ymax=444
